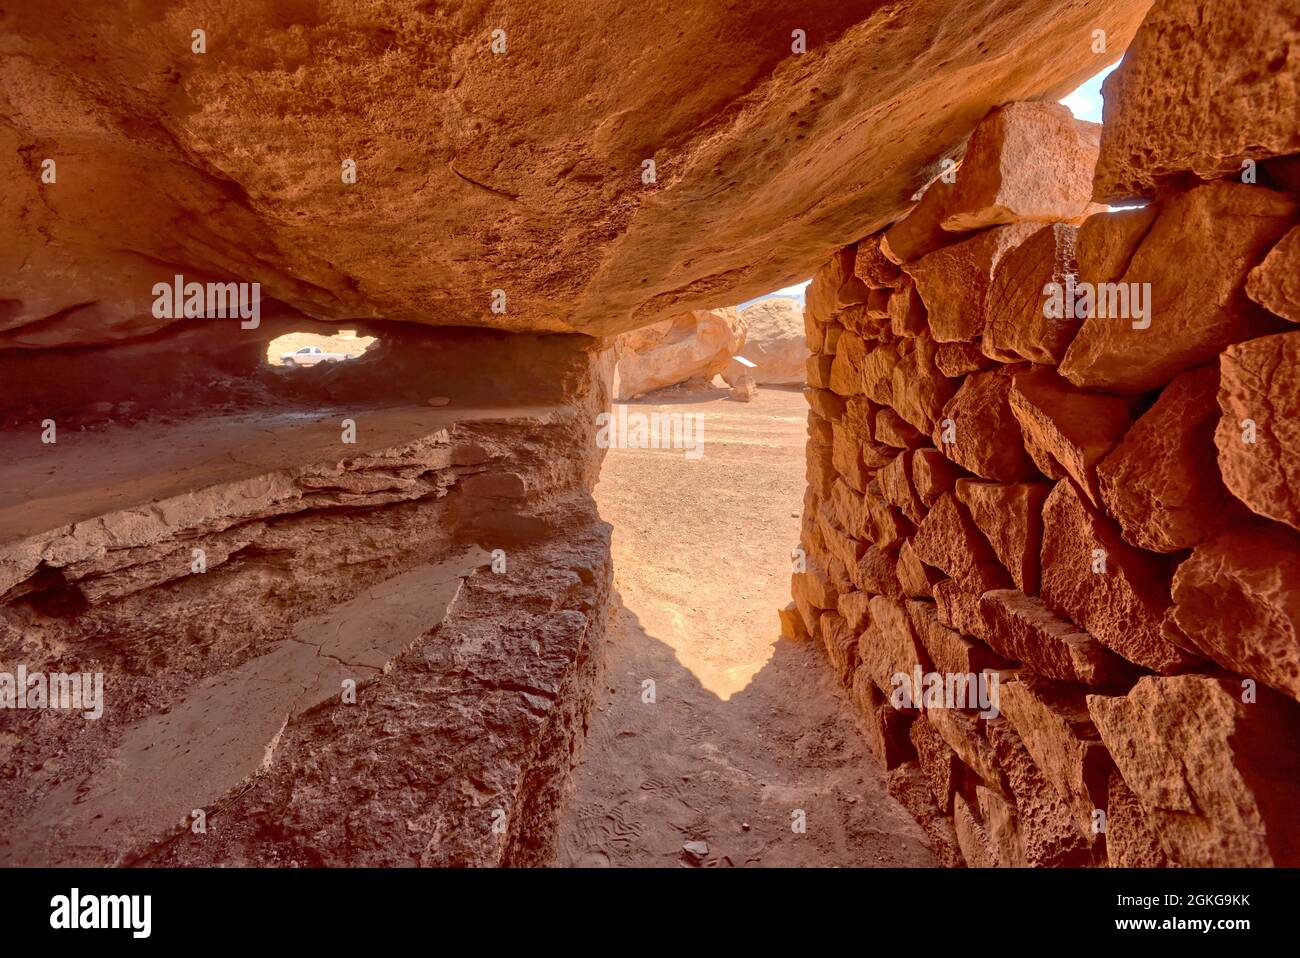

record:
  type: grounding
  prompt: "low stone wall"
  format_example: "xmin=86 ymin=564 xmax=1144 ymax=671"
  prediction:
xmin=789 ymin=0 xmax=1300 ymax=867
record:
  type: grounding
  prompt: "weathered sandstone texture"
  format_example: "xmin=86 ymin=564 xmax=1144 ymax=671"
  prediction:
xmin=724 ymin=298 xmax=807 ymax=386
xmin=613 ymin=308 xmax=744 ymax=398
xmin=0 ymin=0 xmax=1152 ymax=348
xmin=794 ymin=1 xmax=1300 ymax=866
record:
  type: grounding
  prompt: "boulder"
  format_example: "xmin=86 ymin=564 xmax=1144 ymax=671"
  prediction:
xmin=1059 ymin=183 xmax=1297 ymax=393
xmin=1215 ymin=332 xmax=1300 ymax=531
xmin=724 ymin=297 xmax=807 ymax=385
xmin=1097 ymin=365 xmax=1242 ymax=552
xmin=1092 ymin=0 xmax=1300 ymax=203
xmin=1247 ymin=225 xmax=1300 ymax=324
xmin=614 ymin=308 xmax=744 ymax=398
xmin=933 ymin=366 xmax=1037 ymax=483
xmin=941 ymin=102 xmax=1103 ymax=232
xmin=1039 ymin=479 xmax=1195 ymax=674
xmin=955 ymin=478 xmax=1049 ymax=594
xmin=1009 ymin=365 xmax=1142 ymax=505
xmin=1172 ymin=521 xmax=1300 ymax=703
xmin=1088 ymin=675 xmax=1300 ymax=867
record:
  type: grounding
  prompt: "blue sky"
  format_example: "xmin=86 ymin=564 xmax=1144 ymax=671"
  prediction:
xmin=739 ymin=63 xmax=1120 ymax=308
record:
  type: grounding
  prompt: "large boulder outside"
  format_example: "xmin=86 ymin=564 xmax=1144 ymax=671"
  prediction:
xmin=613 ymin=308 xmax=745 ymax=399
xmin=723 ymin=297 xmax=807 ymax=386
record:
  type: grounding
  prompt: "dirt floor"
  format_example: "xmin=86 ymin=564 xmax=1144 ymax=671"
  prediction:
xmin=555 ymin=383 xmax=936 ymax=867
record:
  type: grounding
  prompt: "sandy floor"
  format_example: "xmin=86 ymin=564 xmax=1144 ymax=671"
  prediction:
xmin=555 ymin=384 xmax=935 ymax=867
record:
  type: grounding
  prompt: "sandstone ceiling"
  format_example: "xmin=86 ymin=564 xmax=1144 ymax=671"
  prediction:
xmin=0 ymin=0 xmax=1152 ymax=348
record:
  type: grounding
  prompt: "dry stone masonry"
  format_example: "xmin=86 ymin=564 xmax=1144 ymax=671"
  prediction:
xmin=790 ymin=0 xmax=1300 ymax=868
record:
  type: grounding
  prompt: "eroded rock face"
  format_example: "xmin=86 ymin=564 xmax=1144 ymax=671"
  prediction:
xmin=1172 ymin=522 xmax=1300 ymax=703
xmin=0 ymin=0 xmax=1152 ymax=348
xmin=614 ymin=308 xmax=744 ymax=398
xmin=1092 ymin=0 xmax=1300 ymax=203
xmin=1215 ymin=332 xmax=1300 ymax=531
xmin=1088 ymin=676 xmax=1300 ymax=867
xmin=1247 ymin=226 xmax=1300 ymax=324
xmin=1058 ymin=184 xmax=1297 ymax=393
xmin=1097 ymin=365 xmax=1241 ymax=552
xmin=725 ymin=298 xmax=806 ymax=385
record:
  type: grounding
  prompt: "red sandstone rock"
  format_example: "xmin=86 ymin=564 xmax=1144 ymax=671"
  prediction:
xmin=953 ymin=793 xmax=997 ymax=867
xmin=897 ymin=541 xmax=942 ymax=598
xmin=831 ymin=422 xmax=869 ymax=492
xmin=926 ymin=707 xmax=1004 ymax=794
xmin=1059 ymin=183 xmax=1298 ymax=392
xmin=979 ymin=590 xmax=1134 ymax=687
xmin=905 ymin=600 xmax=1010 ymax=675
xmin=1105 ymin=768 xmax=1169 ymax=868
xmin=863 ymin=480 xmax=913 ymax=550
xmin=778 ymin=602 xmax=809 ymax=641
xmin=820 ymin=611 xmax=859 ymax=686
xmin=932 ymin=579 xmax=991 ymax=641
xmin=987 ymin=719 xmax=1097 ymax=867
xmin=807 ymin=411 xmax=834 ymax=449
xmin=874 ymin=408 xmax=925 ymax=449
xmin=792 ymin=561 xmax=837 ymax=635
xmin=850 ymin=670 xmax=915 ymax=770
xmin=804 ymin=387 xmax=845 ymax=422
xmin=860 ymin=341 xmax=898 ymax=408
xmin=838 ymin=590 xmax=873 ymax=635
xmin=910 ymin=448 xmax=960 ymax=507
xmin=817 ymin=512 xmax=867 ymax=570
xmin=1097 ymin=365 xmax=1241 ymax=552
xmin=911 ymin=492 xmax=1012 ymax=595
xmin=888 ymin=278 xmax=928 ymax=338
xmin=1075 ymin=206 xmax=1158 ymax=290
xmin=934 ymin=341 xmax=996 ymax=378
xmin=615 ymin=308 xmax=745 ymax=397
xmin=887 ymin=763 xmax=964 ymax=868
xmin=879 ymin=452 xmax=923 ymax=524
xmin=889 ymin=335 xmax=957 ymax=434
xmin=807 ymin=248 xmax=855 ymax=327
xmin=854 ymin=235 xmax=904 ymax=289
xmin=955 ymin=478 xmax=1048 ymax=595
xmin=1040 ymin=480 xmax=1195 ymax=674
xmin=1009 ymin=365 xmax=1141 ymax=504
xmin=998 ymin=678 xmax=1109 ymax=836
xmin=982 ymin=224 xmax=1081 ymax=365
xmin=1172 ymin=521 xmax=1300 ymax=703
xmin=828 ymin=330 xmax=866 ymax=396
xmin=905 ymin=222 xmax=1039 ymax=342
xmin=852 ymin=545 xmax=904 ymax=598
xmin=942 ymin=102 xmax=1102 ymax=232
xmin=860 ymin=595 xmax=924 ymax=696
xmin=1088 ymin=675 xmax=1300 ymax=867
xmin=881 ymin=178 xmax=966 ymax=265
xmin=806 ymin=354 xmax=833 ymax=389
xmin=806 ymin=437 xmax=836 ymax=498
xmin=1092 ymin=0 xmax=1300 ymax=203
xmin=1215 ymin=332 xmax=1300 ymax=532
xmin=976 ymin=785 xmax=1027 ymax=867
xmin=1247 ymin=226 xmax=1300 ymax=324
xmin=932 ymin=366 xmax=1036 ymax=483
xmin=910 ymin=716 xmax=958 ymax=812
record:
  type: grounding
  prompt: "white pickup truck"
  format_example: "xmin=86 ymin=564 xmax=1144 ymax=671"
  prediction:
xmin=280 ymin=346 xmax=350 ymax=367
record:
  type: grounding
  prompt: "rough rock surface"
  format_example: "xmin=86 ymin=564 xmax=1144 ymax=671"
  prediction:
xmin=941 ymin=102 xmax=1102 ymax=232
xmin=1009 ymin=365 xmax=1141 ymax=505
xmin=982 ymin=223 xmax=1081 ymax=364
xmin=955 ymin=478 xmax=1048 ymax=594
xmin=934 ymin=366 xmax=1036 ymax=483
xmin=1092 ymin=0 xmax=1300 ymax=203
xmin=1097 ymin=365 xmax=1241 ymax=552
xmin=1088 ymin=676 xmax=1300 ymax=867
xmin=1247 ymin=226 xmax=1300 ymax=324
xmin=615 ymin=308 xmax=744 ymax=398
xmin=1039 ymin=480 xmax=1194 ymax=675
xmin=1215 ymin=332 xmax=1300 ymax=531
xmin=1172 ymin=522 xmax=1300 ymax=703
xmin=0 ymin=0 xmax=1153 ymax=348
xmin=724 ymin=298 xmax=807 ymax=385
xmin=1058 ymin=184 xmax=1297 ymax=393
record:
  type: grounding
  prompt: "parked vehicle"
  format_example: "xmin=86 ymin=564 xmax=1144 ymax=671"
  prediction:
xmin=280 ymin=346 xmax=349 ymax=367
